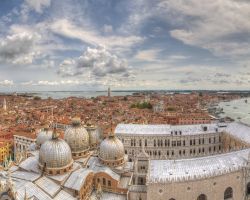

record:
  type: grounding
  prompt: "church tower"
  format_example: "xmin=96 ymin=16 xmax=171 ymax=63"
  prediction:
xmin=108 ymin=87 xmax=111 ymax=97
xmin=134 ymin=140 xmax=150 ymax=185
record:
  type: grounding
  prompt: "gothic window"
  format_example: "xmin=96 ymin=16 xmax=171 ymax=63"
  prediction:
xmin=224 ymin=187 xmax=233 ymax=199
xmin=145 ymin=139 xmax=147 ymax=147
xmin=197 ymin=194 xmax=207 ymax=200
xmin=154 ymin=140 xmax=156 ymax=147
xmin=139 ymin=139 xmax=142 ymax=147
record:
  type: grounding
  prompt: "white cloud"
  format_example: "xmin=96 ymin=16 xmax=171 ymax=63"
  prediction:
xmin=50 ymin=19 xmax=143 ymax=53
xmin=25 ymin=0 xmax=51 ymax=13
xmin=103 ymin=24 xmax=113 ymax=34
xmin=22 ymin=79 xmax=95 ymax=86
xmin=134 ymin=49 xmax=161 ymax=62
xmin=0 ymin=32 xmax=41 ymax=64
xmin=165 ymin=0 xmax=250 ymax=57
xmin=58 ymin=46 xmax=132 ymax=77
xmin=0 ymin=80 xmax=14 ymax=86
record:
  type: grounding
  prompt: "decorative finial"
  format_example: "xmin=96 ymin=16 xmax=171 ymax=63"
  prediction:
xmin=52 ymin=127 xmax=59 ymax=140
xmin=43 ymin=123 xmax=50 ymax=131
xmin=72 ymin=117 xmax=81 ymax=126
xmin=108 ymin=120 xmax=115 ymax=138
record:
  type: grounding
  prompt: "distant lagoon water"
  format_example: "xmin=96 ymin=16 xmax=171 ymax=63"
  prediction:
xmin=218 ymin=97 xmax=250 ymax=125
xmin=24 ymin=91 xmax=136 ymax=99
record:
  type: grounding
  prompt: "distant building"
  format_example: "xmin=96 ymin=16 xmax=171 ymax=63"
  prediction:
xmin=108 ymin=87 xmax=111 ymax=97
xmin=2 ymin=98 xmax=7 ymax=111
xmin=153 ymin=101 xmax=164 ymax=113
xmin=13 ymin=134 xmax=36 ymax=158
xmin=0 ymin=140 xmax=11 ymax=164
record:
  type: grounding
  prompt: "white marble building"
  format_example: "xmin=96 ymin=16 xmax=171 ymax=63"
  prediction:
xmin=115 ymin=123 xmax=225 ymax=161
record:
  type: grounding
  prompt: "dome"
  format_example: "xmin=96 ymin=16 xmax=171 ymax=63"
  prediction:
xmin=64 ymin=118 xmax=90 ymax=158
xmin=85 ymin=125 xmax=102 ymax=148
xmin=36 ymin=128 xmax=53 ymax=147
xmin=99 ymin=136 xmax=125 ymax=167
xmin=39 ymin=137 xmax=73 ymax=174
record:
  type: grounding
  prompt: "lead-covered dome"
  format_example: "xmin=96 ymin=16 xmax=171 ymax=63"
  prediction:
xmin=39 ymin=133 xmax=73 ymax=175
xmin=36 ymin=128 xmax=52 ymax=148
xmin=85 ymin=125 xmax=102 ymax=149
xmin=64 ymin=118 xmax=90 ymax=158
xmin=99 ymin=135 xmax=125 ymax=167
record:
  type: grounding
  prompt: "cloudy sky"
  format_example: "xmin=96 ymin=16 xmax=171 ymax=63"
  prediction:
xmin=0 ymin=0 xmax=250 ymax=91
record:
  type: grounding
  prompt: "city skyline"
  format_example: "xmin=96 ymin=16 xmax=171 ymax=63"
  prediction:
xmin=0 ymin=0 xmax=250 ymax=91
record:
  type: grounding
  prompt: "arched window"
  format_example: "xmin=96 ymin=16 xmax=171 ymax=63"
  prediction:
xmin=197 ymin=194 xmax=207 ymax=200
xmin=247 ymin=182 xmax=250 ymax=195
xmin=169 ymin=199 xmax=175 ymax=200
xmin=224 ymin=187 xmax=233 ymax=199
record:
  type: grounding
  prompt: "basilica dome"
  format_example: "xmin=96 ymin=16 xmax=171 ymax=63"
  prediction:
xmin=99 ymin=135 xmax=125 ymax=167
xmin=64 ymin=118 xmax=90 ymax=158
xmin=85 ymin=125 xmax=102 ymax=149
xmin=36 ymin=128 xmax=52 ymax=147
xmin=38 ymin=133 xmax=73 ymax=175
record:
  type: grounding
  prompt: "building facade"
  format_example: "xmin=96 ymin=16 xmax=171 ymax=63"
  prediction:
xmin=3 ymin=121 xmax=250 ymax=199
xmin=115 ymin=123 xmax=227 ymax=161
xmin=0 ymin=140 xmax=11 ymax=163
xmin=13 ymin=134 xmax=36 ymax=157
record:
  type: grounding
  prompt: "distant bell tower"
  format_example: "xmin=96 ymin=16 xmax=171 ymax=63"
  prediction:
xmin=108 ymin=87 xmax=111 ymax=97
xmin=3 ymin=98 xmax=7 ymax=111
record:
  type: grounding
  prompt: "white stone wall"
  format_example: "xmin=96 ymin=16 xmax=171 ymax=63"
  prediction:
xmin=147 ymin=171 xmax=244 ymax=200
xmin=14 ymin=135 xmax=36 ymax=157
xmin=118 ymin=133 xmax=222 ymax=161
